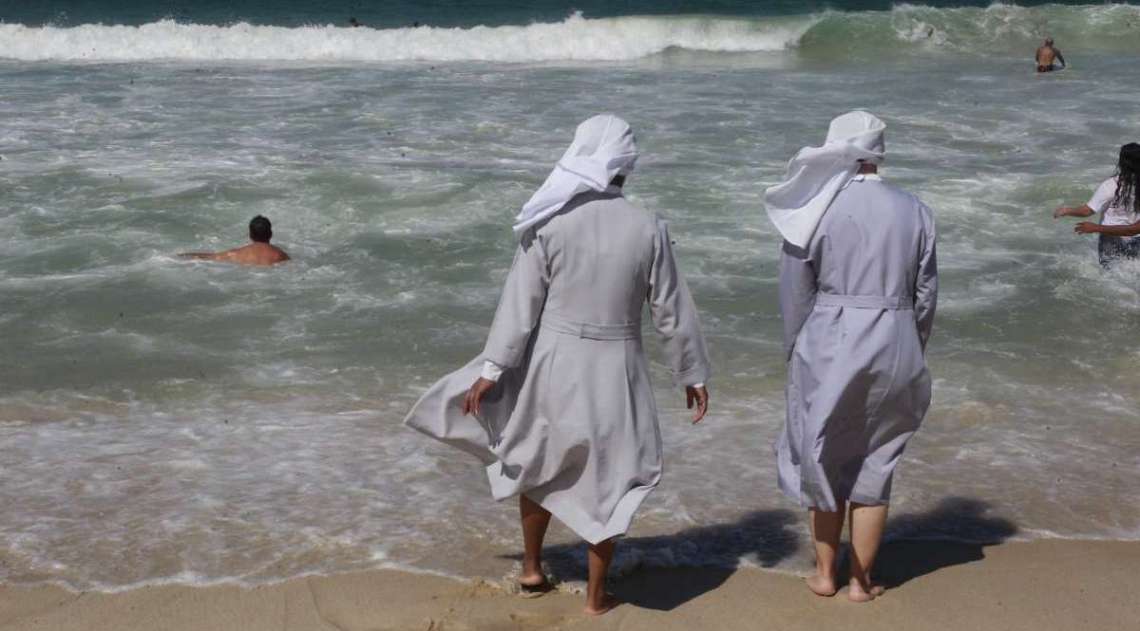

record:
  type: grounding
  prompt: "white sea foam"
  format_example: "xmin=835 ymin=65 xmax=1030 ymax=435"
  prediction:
xmin=2 ymin=26 xmax=1139 ymax=591
xmin=6 ymin=4 xmax=1135 ymax=64
xmin=0 ymin=13 xmax=811 ymax=62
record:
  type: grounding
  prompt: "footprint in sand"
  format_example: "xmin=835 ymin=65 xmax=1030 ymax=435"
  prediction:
xmin=508 ymin=611 xmax=575 ymax=628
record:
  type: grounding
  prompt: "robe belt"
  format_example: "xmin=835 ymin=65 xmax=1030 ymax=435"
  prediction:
xmin=815 ymin=293 xmax=914 ymax=310
xmin=540 ymin=313 xmax=641 ymax=340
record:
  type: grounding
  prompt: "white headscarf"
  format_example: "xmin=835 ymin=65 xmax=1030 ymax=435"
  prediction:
xmin=764 ymin=111 xmax=886 ymax=248
xmin=512 ymin=114 xmax=639 ymax=236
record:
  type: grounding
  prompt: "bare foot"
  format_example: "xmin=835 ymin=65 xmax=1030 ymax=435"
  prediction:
xmin=806 ymin=574 xmax=838 ymax=597
xmin=583 ymin=594 xmax=621 ymax=616
xmin=847 ymin=579 xmax=885 ymax=603
xmin=519 ymin=571 xmax=548 ymax=588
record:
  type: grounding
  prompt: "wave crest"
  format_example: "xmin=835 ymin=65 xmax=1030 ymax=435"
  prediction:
xmin=801 ymin=3 xmax=1140 ymax=57
xmin=1 ymin=4 xmax=1138 ymax=63
xmin=0 ymin=12 xmax=810 ymax=62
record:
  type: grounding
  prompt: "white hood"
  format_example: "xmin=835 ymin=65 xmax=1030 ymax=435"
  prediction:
xmin=513 ymin=114 xmax=639 ymax=236
xmin=764 ymin=111 xmax=886 ymax=248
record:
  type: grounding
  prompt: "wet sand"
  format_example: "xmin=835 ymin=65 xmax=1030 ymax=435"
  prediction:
xmin=1 ymin=539 xmax=1134 ymax=630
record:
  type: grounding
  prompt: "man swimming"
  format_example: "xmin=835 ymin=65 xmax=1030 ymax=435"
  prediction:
xmin=179 ymin=215 xmax=290 ymax=266
xmin=1036 ymin=37 xmax=1066 ymax=73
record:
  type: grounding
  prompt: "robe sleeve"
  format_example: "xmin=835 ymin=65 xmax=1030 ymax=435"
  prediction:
xmin=648 ymin=219 xmax=711 ymax=386
xmin=778 ymin=239 xmax=818 ymax=362
xmin=480 ymin=360 xmax=504 ymax=382
xmin=914 ymin=205 xmax=938 ymax=352
xmin=482 ymin=235 xmax=550 ymax=368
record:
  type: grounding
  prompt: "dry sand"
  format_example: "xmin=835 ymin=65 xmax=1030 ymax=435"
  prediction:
xmin=1 ymin=539 xmax=1135 ymax=631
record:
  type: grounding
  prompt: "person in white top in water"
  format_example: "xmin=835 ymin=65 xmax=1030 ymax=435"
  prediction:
xmin=765 ymin=111 xmax=937 ymax=603
xmin=1055 ymin=143 xmax=1140 ymax=267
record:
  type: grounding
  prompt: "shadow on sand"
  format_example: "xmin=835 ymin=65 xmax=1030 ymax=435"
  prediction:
xmin=501 ymin=509 xmax=801 ymax=611
xmin=875 ymin=496 xmax=1019 ymax=588
xmin=501 ymin=496 xmax=1017 ymax=610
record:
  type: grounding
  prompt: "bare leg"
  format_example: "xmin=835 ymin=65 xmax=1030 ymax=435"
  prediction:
xmin=807 ymin=506 xmax=845 ymax=597
xmin=584 ymin=539 xmax=620 ymax=615
xmin=519 ymin=494 xmax=551 ymax=588
xmin=847 ymin=502 xmax=888 ymax=602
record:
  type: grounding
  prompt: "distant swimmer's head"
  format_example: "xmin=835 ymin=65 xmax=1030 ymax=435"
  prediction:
xmin=1044 ymin=37 xmax=1054 ymax=46
xmin=1114 ymin=143 xmax=1140 ymax=214
xmin=249 ymin=215 xmax=273 ymax=243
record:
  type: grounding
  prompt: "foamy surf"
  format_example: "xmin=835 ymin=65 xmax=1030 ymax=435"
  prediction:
xmin=1 ymin=4 xmax=1138 ymax=63
xmin=2 ymin=0 xmax=1139 ymax=593
xmin=0 ymin=13 xmax=812 ymax=62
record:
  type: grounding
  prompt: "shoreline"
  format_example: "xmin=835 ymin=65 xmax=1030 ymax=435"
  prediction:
xmin=2 ymin=539 xmax=1136 ymax=630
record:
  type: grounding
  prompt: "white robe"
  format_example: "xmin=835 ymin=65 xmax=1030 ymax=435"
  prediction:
xmin=404 ymin=191 xmax=711 ymax=543
xmin=776 ymin=175 xmax=937 ymax=511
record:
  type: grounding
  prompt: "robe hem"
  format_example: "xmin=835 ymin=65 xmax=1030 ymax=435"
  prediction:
xmin=777 ymin=465 xmax=894 ymax=510
xmin=486 ymin=464 xmax=658 ymax=545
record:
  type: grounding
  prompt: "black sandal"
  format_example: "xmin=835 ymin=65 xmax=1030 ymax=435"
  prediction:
xmin=518 ymin=579 xmax=554 ymax=598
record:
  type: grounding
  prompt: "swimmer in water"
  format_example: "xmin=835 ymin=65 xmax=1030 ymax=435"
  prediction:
xmin=1036 ymin=37 xmax=1066 ymax=73
xmin=179 ymin=215 xmax=290 ymax=266
xmin=348 ymin=17 xmax=362 ymax=28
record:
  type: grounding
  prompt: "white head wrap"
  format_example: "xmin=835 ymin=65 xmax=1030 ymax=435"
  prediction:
xmin=512 ymin=114 xmax=639 ymax=236
xmin=763 ymin=111 xmax=886 ymax=248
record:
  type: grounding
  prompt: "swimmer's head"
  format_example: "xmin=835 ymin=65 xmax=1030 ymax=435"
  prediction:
xmin=249 ymin=215 xmax=272 ymax=243
xmin=1044 ymin=37 xmax=1054 ymax=46
xmin=1113 ymin=144 xmax=1140 ymax=214
xmin=1120 ymin=143 xmax=1140 ymax=169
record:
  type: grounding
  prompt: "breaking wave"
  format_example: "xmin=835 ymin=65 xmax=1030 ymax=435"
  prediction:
xmin=0 ymin=4 xmax=1137 ymax=63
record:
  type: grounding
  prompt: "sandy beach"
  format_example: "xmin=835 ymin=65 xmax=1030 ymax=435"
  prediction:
xmin=2 ymin=539 xmax=1134 ymax=631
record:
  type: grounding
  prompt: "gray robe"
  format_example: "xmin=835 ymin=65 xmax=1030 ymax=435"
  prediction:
xmin=776 ymin=176 xmax=937 ymax=511
xmin=404 ymin=191 xmax=710 ymax=544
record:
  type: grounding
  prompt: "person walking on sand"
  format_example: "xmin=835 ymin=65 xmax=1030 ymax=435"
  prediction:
xmin=179 ymin=215 xmax=290 ymax=266
xmin=403 ymin=114 xmax=711 ymax=616
xmin=1054 ymin=143 xmax=1140 ymax=267
xmin=1036 ymin=37 xmax=1066 ymax=73
xmin=764 ymin=111 xmax=937 ymax=603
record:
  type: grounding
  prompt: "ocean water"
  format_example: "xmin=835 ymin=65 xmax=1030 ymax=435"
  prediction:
xmin=2 ymin=2 xmax=1139 ymax=591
